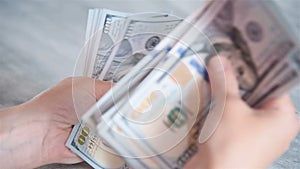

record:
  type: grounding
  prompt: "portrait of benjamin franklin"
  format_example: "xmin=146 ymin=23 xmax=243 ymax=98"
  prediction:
xmin=110 ymin=35 xmax=161 ymax=82
xmin=206 ymin=0 xmax=259 ymax=92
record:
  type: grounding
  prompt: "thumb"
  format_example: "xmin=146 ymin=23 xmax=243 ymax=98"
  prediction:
xmin=207 ymin=56 xmax=239 ymax=99
xmin=94 ymin=80 xmax=113 ymax=100
xmin=199 ymin=56 xmax=240 ymax=143
xmin=72 ymin=78 xmax=112 ymax=121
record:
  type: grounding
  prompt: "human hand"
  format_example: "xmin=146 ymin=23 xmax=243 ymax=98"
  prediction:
xmin=185 ymin=57 xmax=300 ymax=169
xmin=0 ymin=77 xmax=112 ymax=169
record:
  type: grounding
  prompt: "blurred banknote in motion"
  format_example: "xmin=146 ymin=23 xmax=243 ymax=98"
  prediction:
xmin=67 ymin=9 xmax=183 ymax=169
xmin=67 ymin=0 xmax=300 ymax=168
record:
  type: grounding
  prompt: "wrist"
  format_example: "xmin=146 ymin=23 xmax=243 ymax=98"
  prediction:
xmin=0 ymin=103 xmax=51 ymax=169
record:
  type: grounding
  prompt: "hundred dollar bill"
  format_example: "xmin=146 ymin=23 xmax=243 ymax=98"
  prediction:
xmin=198 ymin=0 xmax=300 ymax=99
xmin=70 ymin=0 xmax=300 ymax=168
xmin=83 ymin=9 xmax=182 ymax=80
xmin=66 ymin=123 xmax=129 ymax=169
xmin=82 ymin=1 xmax=228 ymax=168
xmin=68 ymin=9 xmax=183 ymax=169
xmin=98 ymin=53 xmax=211 ymax=169
xmin=97 ymin=0 xmax=300 ymax=168
xmin=247 ymin=50 xmax=300 ymax=106
xmin=97 ymin=104 xmax=168 ymax=169
xmin=81 ymin=3 xmax=213 ymax=130
xmin=84 ymin=9 xmax=130 ymax=77
xmin=68 ymin=9 xmax=132 ymax=169
xmin=75 ymin=2 xmax=216 ymax=168
xmin=96 ymin=14 xmax=182 ymax=82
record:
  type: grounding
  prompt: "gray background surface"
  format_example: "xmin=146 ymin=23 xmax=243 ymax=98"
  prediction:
xmin=0 ymin=0 xmax=299 ymax=168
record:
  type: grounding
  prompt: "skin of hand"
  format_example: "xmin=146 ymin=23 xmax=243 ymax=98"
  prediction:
xmin=0 ymin=77 xmax=112 ymax=169
xmin=185 ymin=56 xmax=300 ymax=169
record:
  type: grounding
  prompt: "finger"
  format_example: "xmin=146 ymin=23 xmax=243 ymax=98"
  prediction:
xmin=71 ymin=77 xmax=112 ymax=121
xmin=94 ymin=80 xmax=113 ymax=100
xmin=199 ymin=56 xmax=240 ymax=143
xmin=207 ymin=56 xmax=239 ymax=99
xmin=73 ymin=77 xmax=113 ymax=100
xmin=60 ymin=148 xmax=83 ymax=164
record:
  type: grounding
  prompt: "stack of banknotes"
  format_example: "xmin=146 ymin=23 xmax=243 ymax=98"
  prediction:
xmin=66 ymin=0 xmax=300 ymax=168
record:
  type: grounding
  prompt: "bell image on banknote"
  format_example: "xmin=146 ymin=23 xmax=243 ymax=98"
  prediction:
xmin=66 ymin=0 xmax=300 ymax=168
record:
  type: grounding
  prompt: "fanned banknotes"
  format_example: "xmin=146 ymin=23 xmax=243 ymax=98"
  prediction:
xmin=67 ymin=9 xmax=183 ymax=169
xmin=67 ymin=0 xmax=300 ymax=168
